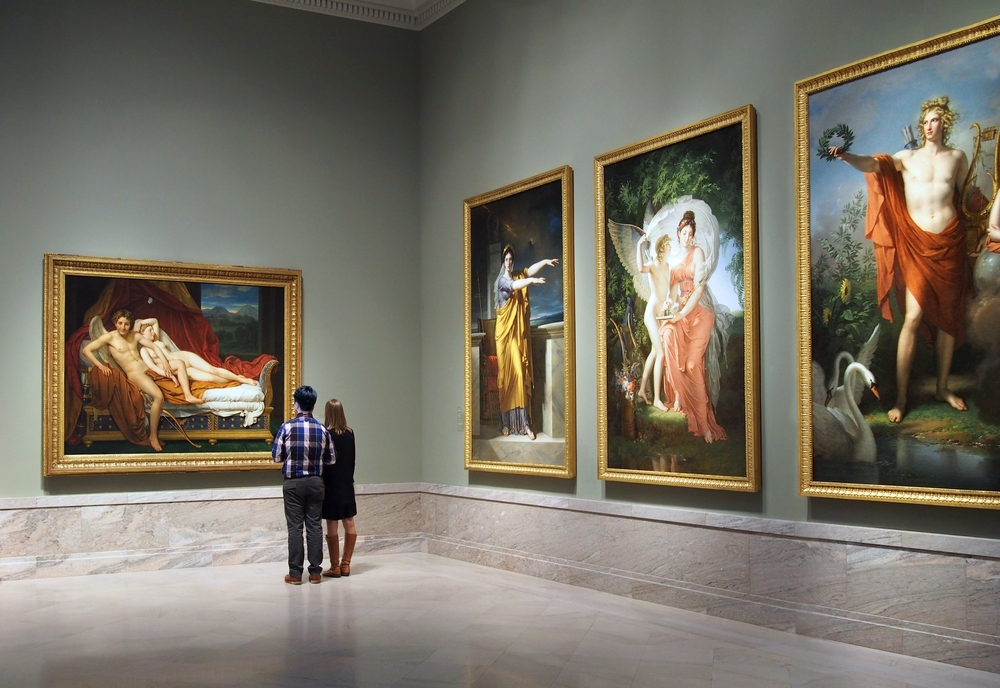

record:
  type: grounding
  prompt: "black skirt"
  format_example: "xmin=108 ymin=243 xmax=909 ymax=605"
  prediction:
xmin=322 ymin=429 xmax=357 ymax=520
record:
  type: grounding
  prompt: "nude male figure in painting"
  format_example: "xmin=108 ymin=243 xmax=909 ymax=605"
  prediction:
xmin=831 ymin=97 xmax=971 ymax=422
xmin=81 ymin=309 xmax=181 ymax=451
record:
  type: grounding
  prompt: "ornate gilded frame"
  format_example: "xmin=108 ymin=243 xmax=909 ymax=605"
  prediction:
xmin=596 ymin=105 xmax=760 ymax=490
xmin=796 ymin=16 xmax=1000 ymax=508
xmin=463 ymin=166 xmax=576 ymax=477
xmin=43 ymin=254 xmax=302 ymax=476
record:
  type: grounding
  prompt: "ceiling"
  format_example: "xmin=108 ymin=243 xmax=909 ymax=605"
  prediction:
xmin=250 ymin=0 xmax=467 ymax=30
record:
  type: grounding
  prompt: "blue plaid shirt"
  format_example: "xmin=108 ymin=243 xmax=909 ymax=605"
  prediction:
xmin=272 ymin=412 xmax=335 ymax=478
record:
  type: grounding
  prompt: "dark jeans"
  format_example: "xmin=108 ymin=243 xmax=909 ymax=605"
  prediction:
xmin=282 ymin=476 xmax=325 ymax=576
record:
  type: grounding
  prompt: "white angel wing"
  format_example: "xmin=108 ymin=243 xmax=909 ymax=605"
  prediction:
xmin=607 ymin=220 xmax=652 ymax=303
xmin=156 ymin=326 xmax=181 ymax=354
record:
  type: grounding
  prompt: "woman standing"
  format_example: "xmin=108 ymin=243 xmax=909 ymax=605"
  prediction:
xmin=659 ymin=210 xmax=728 ymax=443
xmin=493 ymin=244 xmax=558 ymax=440
xmin=321 ymin=399 xmax=358 ymax=577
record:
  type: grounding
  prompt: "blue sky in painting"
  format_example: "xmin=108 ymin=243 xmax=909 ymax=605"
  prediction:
xmin=708 ymin=241 xmax=740 ymax=313
xmin=528 ymin=209 xmax=565 ymax=324
xmin=809 ymin=35 xmax=1000 ymax=247
xmin=470 ymin=181 xmax=565 ymax=327
xmin=201 ymin=284 xmax=259 ymax=314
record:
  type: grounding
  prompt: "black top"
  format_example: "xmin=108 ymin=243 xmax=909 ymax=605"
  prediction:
xmin=322 ymin=429 xmax=357 ymax=521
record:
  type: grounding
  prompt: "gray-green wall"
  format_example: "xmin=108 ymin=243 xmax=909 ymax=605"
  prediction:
xmin=4 ymin=0 xmax=1000 ymax=537
xmin=0 ymin=0 xmax=421 ymax=495
xmin=417 ymin=0 xmax=1000 ymax=536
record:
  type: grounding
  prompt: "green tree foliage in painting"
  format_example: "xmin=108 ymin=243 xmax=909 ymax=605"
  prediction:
xmin=811 ymin=190 xmax=879 ymax=367
xmin=605 ymin=125 xmax=744 ymax=361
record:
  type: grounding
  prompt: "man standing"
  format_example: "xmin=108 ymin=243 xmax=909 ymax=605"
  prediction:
xmin=832 ymin=96 xmax=973 ymax=422
xmin=82 ymin=309 xmax=167 ymax=451
xmin=273 ymin=385 xmax=334 ymax=585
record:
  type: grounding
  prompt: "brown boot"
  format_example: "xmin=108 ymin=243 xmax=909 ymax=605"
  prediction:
xmin=322 ymin=535 xmax=341 ymax=578
xmin=340 ymin=533 xmax=357 ymax=577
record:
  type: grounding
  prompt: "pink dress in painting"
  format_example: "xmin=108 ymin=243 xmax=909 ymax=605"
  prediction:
xmin=659 ymin=249 xmax=727 ymax=441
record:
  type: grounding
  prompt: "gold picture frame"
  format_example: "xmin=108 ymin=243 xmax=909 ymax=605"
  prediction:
xmin=44 ymin=254 xmax=302 ymax=476
xmin=464 ymin=166 xmax=576 ymax=477
xmin=596 ymin=105 xmax=760 ymax=490
xmin=796 ymin=16 xmax=1000 ymax=507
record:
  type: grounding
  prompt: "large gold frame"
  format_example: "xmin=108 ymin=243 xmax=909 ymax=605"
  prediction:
xmin=595 ymin=105 xmax=760 ymax=490
xmin=795 ymin=16 xmax=1000 ymax=508
xmin=463 ymin=166 xmax=576 ymax=477
xmin=43 ymin=254 xmax=302 ymax=476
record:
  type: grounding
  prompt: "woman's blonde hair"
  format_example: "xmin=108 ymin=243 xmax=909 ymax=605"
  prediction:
xmin=324 ymin=399 xmax=351 ymax=434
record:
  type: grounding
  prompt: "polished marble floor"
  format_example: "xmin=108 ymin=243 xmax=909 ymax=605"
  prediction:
xmin=1 ymin=553 xmax=998 ymax=688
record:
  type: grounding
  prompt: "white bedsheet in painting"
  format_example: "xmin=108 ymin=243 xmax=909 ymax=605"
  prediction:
xmin=165 ymin=383 xmax=266 ymax=427
xmin=79 ymin=341 xmax=267 ymax=428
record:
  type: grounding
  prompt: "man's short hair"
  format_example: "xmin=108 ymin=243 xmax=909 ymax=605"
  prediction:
xmin=293 ymin=385 xmax=318 ymax=412
xmin=111 ymin=309 xmax=134 ymax=328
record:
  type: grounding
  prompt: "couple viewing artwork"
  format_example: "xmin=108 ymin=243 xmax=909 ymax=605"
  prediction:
xmin=612 ymin=199 xmax=731 ymax=444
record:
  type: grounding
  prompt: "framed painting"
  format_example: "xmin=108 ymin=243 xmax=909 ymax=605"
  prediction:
xmin=43 ymin=254 xmax=302 ymax=476
xmin=796 ymin=16 xmax=1000 ymax=507
xmin=596 ymin=105 xmax=760 ymax=490
xmin=464 ymin=166 xmax=576 ymax=477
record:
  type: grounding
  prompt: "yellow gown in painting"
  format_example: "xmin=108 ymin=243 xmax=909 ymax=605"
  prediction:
xmin=495 ymin=269 xmax=533 ymax=434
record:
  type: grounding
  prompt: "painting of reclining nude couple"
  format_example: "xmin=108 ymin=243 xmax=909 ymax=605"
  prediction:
xmin=43 ymin=254 xmax=302 ymax=476
xmin=596 ymin=106 xmax=761 ymax=490
xmin=464 ymin=166 xmax=576 ymax=477
xmin=796 ymin=16 xmax=1000 ymax=507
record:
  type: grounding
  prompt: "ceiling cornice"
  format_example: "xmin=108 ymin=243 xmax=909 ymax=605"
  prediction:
xmin=250 ymin=0 xmax=466 ymax=31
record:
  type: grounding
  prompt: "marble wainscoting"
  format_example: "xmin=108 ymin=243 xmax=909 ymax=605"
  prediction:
xmin=416 ymin=485 xmax=1000 ymax=674
xmin=2 ymin=483 xmax=999 ymax=672
xmin=0 ymin=485 xmax=424 ymax=581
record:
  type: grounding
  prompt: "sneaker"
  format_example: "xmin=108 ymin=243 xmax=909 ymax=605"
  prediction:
xmin=309 ymin=573 xmax=322 ymax=584
xmin=284 ymin=574 xmax=303 ymax=585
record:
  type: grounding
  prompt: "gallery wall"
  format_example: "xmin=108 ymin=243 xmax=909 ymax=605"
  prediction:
xmin=417 ymin=0 xmax=1000 ymax=536
xmin=0 ymin=0 xmax=422 ymax=496
xmin=5 ymin=0 xmax=1000 ymax=538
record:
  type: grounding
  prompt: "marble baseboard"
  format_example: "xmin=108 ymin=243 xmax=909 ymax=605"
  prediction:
xmin=417 ymin=490 xmax=1000 ymax=675
xmin=0 ymin=537 xmax=422 ymax=583
xmin=422 ymin=533 xmax=1000 ymax=673
xmin=2 ymin=483 xmax=999 ymax=673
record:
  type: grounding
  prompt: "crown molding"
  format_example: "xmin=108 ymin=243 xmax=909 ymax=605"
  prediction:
xmin=250 ymin=0 xmax=466 ymax=31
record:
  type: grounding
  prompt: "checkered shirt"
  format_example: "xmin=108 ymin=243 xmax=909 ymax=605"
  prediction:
xmin=272 ymin=412 xmax=335 ymax=478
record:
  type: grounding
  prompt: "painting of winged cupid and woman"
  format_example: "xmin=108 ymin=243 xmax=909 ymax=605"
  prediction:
xmin=609 ymin=200 xmax=731 ymax=443
xmin=598 ymin=107 xmax=759 ymax=489
xmin=800 ymin=22 xmax=1000 ymax=501
xmin=45 ymin=256 xmax=298 ymax=475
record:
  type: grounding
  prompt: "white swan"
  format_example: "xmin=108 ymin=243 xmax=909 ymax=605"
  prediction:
xmin=827 ymin=324 xmax=880 ymax=414
xmin=813 ymin=362 xmax=879 ymax=463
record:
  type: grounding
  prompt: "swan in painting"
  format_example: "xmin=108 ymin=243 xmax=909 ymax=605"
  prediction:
xmin=813 ymin=361 xmax=879 ymax=463
xmin=827 ymin=325 xmax=880 ymax=414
